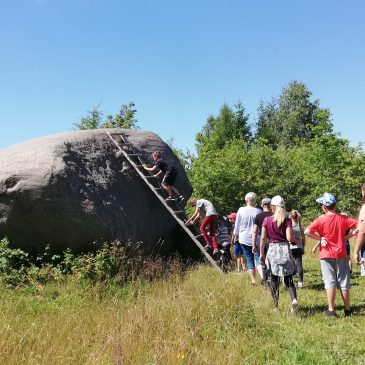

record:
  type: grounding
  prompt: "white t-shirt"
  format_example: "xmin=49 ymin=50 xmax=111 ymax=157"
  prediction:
xmin=233 ymin=206 xmax=261 ymax=246
xmin=197 ymin=199 xmax=217 ymax=216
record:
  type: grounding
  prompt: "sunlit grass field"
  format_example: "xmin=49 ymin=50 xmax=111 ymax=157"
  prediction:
xmin=1 ymin=241 xmax=365 ymax=365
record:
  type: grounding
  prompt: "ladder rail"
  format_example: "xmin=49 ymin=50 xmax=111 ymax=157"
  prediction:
xmin=106 ymin=132 xmax=222 ymax=272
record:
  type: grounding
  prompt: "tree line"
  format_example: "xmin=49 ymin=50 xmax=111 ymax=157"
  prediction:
xmin=187 ymin=81 xmax=365 ymax=222
xmin=75 ymin=81 xmax=365 ymax=223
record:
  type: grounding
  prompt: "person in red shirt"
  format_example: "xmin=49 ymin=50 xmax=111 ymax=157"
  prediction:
xmin=354 ymin=183 xmax=365 ymax=264
xmin=304 ymin=193 xmax=357 ymax=317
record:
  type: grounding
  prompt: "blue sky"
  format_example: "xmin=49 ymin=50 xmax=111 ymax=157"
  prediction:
xmin=0 ymin=0 xmax=364 ymax=151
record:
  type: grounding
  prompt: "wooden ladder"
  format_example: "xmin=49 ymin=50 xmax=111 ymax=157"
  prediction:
xmin=106 ymin=131 xmax=222 ymax=272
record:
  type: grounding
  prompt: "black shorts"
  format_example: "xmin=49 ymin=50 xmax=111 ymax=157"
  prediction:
xmin=162 ymin=169 xmax=177 ymax=185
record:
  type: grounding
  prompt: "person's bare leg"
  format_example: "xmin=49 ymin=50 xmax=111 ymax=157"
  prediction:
xmin=236 ymin=257 xmax=242 ymax=272
xmin=248 ymin=268 xmax=256 ymax=284
xmin=242 ymin=256 xmax=247 ymax=271
xmin=170 ymin=185 xmax=181 ymax=197
xmin=326 ymin=288 xmax=336 ymax=311
xmin=161 ymin=183 xmax=173 ymax=196
xmin=256 ymin=264 xmax=263 ymax=279
xmin=340 ymin=290 xmax=350 ymax=310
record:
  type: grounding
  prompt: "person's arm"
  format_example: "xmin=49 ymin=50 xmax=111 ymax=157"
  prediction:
xmin=304 ymin=227 xmax=322 ymax=242
xmin=230 ymin=230 xmax=235 ymax=245
xmin=344 ymin=228 xmax=359 ymax=241
xmin=232 ymin=213 xmax=240 ymax=242
xmin=304 ymin=227 xmax=327 ymax=251
xmin=286 ymin=226 xmax=295 ymax=243
xmin=296 ymin=225 xmax=306 ymax=253
xmin=185 ymin=207 xmax=200 ymax=225
xmin=354 ymin=221 xmax=365 ymax=264
xmin=260 ymin=226 xmax=267 ymax=262
xmin=252 ymin=224 xmax=258 ymax=253
xmin=142 ymin=163 xmax=159 ymax=174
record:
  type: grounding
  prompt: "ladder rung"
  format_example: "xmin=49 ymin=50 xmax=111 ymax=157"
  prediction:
xmin=174 ymin=210 xmax=185 ymax=214
xmin=195 ymin=234 xmax=203 ymax=239
xmin=121 ymin=142 xmax=133 ymax=146
xmin=145 ymin=175 xmax=157 ymax=178
xmin=154 ymin=187 xmax=163 ymax=190
xmin=135 ymin=165 xmax=143 ymax=168
xmin=127 ymin=153 xmax=142 ymax=157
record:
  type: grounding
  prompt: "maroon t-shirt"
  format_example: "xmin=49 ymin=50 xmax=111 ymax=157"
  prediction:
xmin=262 ymin=216 xmax=292 ymax=243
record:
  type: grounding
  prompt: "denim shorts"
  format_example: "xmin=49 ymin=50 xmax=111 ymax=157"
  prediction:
xmin=241 ymin=244 xmax=260 ymax=270
xmin=234 ymin=243 xmax=243 ymax=257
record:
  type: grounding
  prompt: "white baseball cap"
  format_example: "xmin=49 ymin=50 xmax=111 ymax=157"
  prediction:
xmin=271 ymin=195 xmax=285 ymax=207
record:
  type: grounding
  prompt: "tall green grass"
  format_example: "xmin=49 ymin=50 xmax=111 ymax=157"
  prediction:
xmin=1 ymin=244 xmax=365 ymax=364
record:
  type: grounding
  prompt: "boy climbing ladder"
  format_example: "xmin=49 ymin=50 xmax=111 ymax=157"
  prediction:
xmin=142 ymin=151 xmax=184 ymax=204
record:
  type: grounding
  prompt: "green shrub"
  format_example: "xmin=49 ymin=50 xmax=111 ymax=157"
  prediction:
xmin=0 ymin=238 xmax=187 ymax=287
xmin=0 ymin=237 xmax=30 ymax=286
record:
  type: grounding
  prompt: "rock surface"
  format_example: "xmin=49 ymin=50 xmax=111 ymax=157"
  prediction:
xmin=0 ymin=129 xmax=192 ymax=252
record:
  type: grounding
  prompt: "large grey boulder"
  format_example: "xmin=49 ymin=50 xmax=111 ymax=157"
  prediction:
xmin=0 ymin=129 xmax=192 ymax=252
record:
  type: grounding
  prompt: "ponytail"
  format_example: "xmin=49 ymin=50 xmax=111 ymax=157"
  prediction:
xmin=273 ymin=206 xmax=286 ymax=228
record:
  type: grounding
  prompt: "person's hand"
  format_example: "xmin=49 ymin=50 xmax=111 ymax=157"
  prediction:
xmin=252 ymin=246 xmax=257 ymax=254
xmin=320 ymin=237 xmax=327 ymax=247
xmin=354 ymin=251 xmax=362 ymax=265
xmin=260 ymin=255 xmax=265 ymax=264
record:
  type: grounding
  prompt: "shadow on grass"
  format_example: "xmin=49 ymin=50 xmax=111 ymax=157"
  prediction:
xmin=304 ymin=281 xmax=359 ymax=291
xmin=298 ymin=302 xmax=365 ymax=318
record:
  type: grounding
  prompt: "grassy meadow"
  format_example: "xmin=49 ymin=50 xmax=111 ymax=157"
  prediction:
xmin=1 ymin=241 xmax=365 ymax=365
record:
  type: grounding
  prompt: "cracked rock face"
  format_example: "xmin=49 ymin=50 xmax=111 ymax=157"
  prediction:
xmin=0 ymin=129 xmax=191 ymax=252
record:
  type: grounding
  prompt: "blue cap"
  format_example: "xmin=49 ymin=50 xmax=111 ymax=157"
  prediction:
xmin=316 ymin=193 xmax=336 ymax=206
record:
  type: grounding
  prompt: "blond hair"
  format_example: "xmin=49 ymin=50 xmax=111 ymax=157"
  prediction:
xmin=273 ymin=206 xmax=286 ymax=228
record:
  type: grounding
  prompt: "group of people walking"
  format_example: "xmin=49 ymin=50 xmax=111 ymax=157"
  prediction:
xmin=185 ymin=184 xmax=365 ymax=317
xmin=143 ymin=151 xmax=365 ymax=316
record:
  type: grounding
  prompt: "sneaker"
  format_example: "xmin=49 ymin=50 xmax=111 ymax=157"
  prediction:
xmin=212 ymin=249 xmax=219 ymax=255
xmin=291 ymin=299 xmax=298 ymax=314
xmin=203 ymin=244 xmax=211 ymax=251
xmin=297 ymin=282 xmax=303 ymax=288
xmin=325 ymin=309 xmax=337 ymax=317
xmin=344 ymin=309 xmax=353 ymax=317
xmin=177 ymin=195 xmax=185 ymax=204
xmin=165 ymin=195 xmax=177 ymax=201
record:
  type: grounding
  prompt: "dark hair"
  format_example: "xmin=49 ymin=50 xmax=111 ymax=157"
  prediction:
xmin=326 ymin=203 xmax=336 ymax=210
xmin=289 ymin=210 xmax=299 ymax=219
xmin=152 ymin=151 xmax=161 ymax=159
